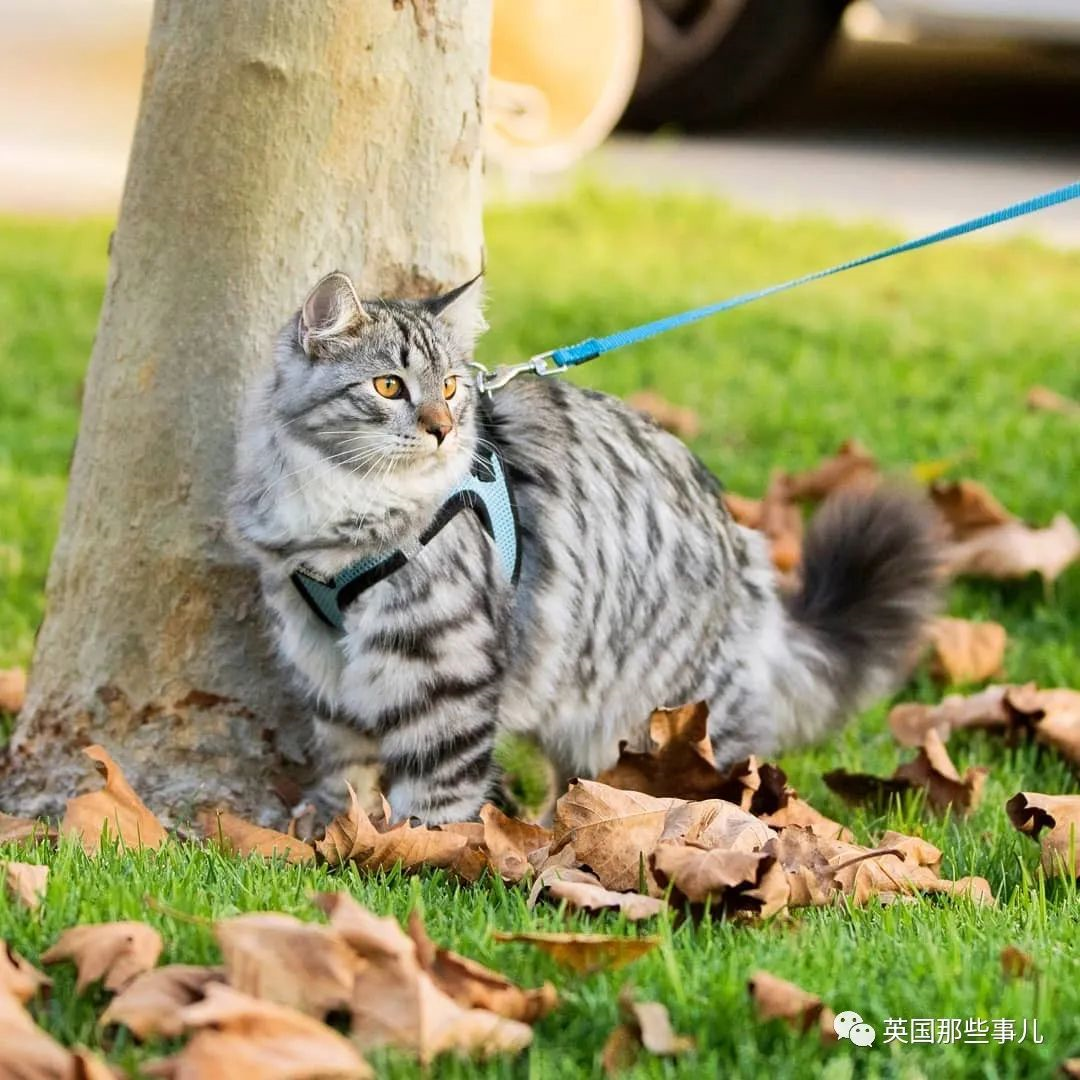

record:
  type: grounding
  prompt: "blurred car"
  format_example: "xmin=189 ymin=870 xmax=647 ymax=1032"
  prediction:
xmin=624 ymin=0 xmax=1080 ymax=128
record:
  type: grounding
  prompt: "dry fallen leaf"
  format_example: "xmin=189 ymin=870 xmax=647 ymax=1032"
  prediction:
xmin=943 ymin=513 xmax=1080 ymax=583
xmin=651 ymin=844 xmax=788 ymax=918
xmin=1000 ymin=945 xmax=1035 ymax=980
xmin=602 ymin=985 xmax=694 ymax=1073
xmin=1026 ymin=384 xmax=1080 ymax=416
xmin=100 ymin=965 xmax=226 ymax=1039
xmin=825 ymin=731 xmax=987 ymax=814
xmin=598 ymin=702 xmax=759 ymax=803
xmin=3 ymin=861 xmax=48 ymax=911
xmin=493 ymin=932 xmax=659 ymax=975
xmin=529 ymin=866 xmax=665 ymax=921
xmin=1007 ymin=792 xmax=1080 ymax=878
xmin=479 ymin=803 xmax=551 ymax=884
xmin=930 ymin=479 xmax=1080 ymax=582
xmin=41 ymin=921 xmax=163 ymax=994
xmin=748 ymin=971 xmax=834 ymax=1040
xmin=0 ymin=667 xmax=26 ymax=714
xmin=215 ymin=913 xmax=357 ymax=1018
xmin=406 ymin=912 xmax=557 ymax=1023
xmin=0 ymin=940 xmax=51 ymax=1004
xmin=315 ymin=783 xmax=484 ymax=880
xmin=889 ymin=684 xmax=1015 ymax=746
xmin=0 ymin=994 xmax=116 ymax=1080
xmin=0 ymin=812 xmax=53 ymax=845
xmin=202 ymin=809 xmax=315 ymax=865
xmin=768 ymin=825 xmax=990 ymax=909
xmin=930 ymin=479 xmax=1014 ymax=537
xmin=782 ymin=439 xmax=879 ymax=502
xmin=626 ymin=390 xmax=701 ymax=439
xmin=1004 ymin=686 xmax=1080 ymax=769
xmin=315 ymin=892 xmax=535 ymax=1063
xmin=927 ymin=617 xmax=1007 ymax=684
xmin=60 ymin=745 xmax=168 ymax=853
xmin=551 ymin=781 xmax=680 ymax=893
xmin=145 ymin=981 xmax=372 ymax=1079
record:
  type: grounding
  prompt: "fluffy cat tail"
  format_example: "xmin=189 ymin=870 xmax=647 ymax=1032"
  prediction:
xmin=776 ymin=487 xmax=940 ymax=746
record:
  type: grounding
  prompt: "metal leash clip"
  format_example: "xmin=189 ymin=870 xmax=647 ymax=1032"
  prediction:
xmin=468 ymin=351 xmax=560 ymax=396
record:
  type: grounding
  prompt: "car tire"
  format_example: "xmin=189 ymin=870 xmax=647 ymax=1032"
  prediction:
xmin=624 ymin=0 xmax=849 ymax=129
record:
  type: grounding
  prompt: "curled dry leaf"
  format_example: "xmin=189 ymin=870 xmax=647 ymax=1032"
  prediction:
xmin=1007 ymin=792 xmax=1080 ymax=878
xmin=315 ymin=783 xmax=485 ymax=880
xmin=0 ymin=667 xmax=26 ymax=713
xmin=602 ymin=985 xmax=694 ymax=1073
xmin=930 ymin=479 xmax=1080 ymax=583
xmin=825 ymin=731 xmax=987 ymax=814
xmin=748 ymin=971 xmax=834 ymax=1041
xmin=215 ymin=913 xmax=357 ymax=1018
xmin=0 ymin=940 xmax=51 ymax=1003
xmin=314 ymin=892 xmax=535 ymax=1063
xmin=3 ymin=861 xmax=48 ymax=911
xmin=146 ymin=982 xmax=372 ymax=1080
xmin=1005 ymin=686 xmax=1080 ymax=769
xmin=529 ymin=866 xmax=665 ymax=921
xmin=201 ymin=809 xmax=315 ymax=865
xmin=596 ymin=702 xmax=724 ymax=800
xmin=479 ymin=803 xmax=551 ymax=883
xmin=889 ymin=684 xmax=1014 ymax=747
xmin=100 ymin=965 xmax=226 ymax=1039
xmin=406 ymin=912 xmax=558 ymax=1023
xmin=0 ymin=999 xmax=116 ymax=1080
xmin=927 ymin=617 xmax=1007 ymax=684
xmin=41 ymin=921 xmax=163 ymax=994
xmin=651 ymin=844 xmax=788 ymax=918
xmin=781 ymin=439 xmax=879 ymax=502
xmin=493 ymin=932 xmax=659 ymax=975
xmin=626 ymin=390 xmax=701 ymax=439
xmin=943 ymin=513 xmax=1080 ymax=583
xmin=60 ymin=744 xmax=168 ymax=853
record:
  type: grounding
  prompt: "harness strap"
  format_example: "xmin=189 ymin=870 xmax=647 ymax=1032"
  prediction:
xmin=291 ymin=445 xmax=520 ymax=631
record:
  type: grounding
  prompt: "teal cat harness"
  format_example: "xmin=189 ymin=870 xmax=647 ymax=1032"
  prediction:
xmin=291 ymin=445 xmax=520 ymax=631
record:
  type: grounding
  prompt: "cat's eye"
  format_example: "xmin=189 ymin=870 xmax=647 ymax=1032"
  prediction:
xmin=442 ymin=376 xmax=458 ymax=400
xmin=373 ymin=375 xmax=404 ymax=399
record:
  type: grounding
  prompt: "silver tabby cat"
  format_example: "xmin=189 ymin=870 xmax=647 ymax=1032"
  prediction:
xmin=230 ymin=271 xmax=938 ymax=823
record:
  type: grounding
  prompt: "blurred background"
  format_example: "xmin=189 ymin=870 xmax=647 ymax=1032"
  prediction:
xmin=3 ymin=0 xmax=1079 ymax=240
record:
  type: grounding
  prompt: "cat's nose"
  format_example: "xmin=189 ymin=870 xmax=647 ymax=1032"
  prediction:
xmin=417 ymin=402 xmax=453 ymax=446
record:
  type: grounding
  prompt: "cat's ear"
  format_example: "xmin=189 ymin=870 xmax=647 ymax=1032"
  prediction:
xmin=298 ymin=271 xmax=370 ymax=357
xmin=423 ymin=271 xmax=487 ymax=352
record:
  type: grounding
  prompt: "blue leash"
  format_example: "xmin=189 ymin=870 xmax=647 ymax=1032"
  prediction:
xmin=474 ymin=181 xmax=1080 ymax=392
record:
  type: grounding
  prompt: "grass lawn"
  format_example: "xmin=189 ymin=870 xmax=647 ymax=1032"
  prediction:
xmin=1 ymin=186 xmax=1079 ymax=1077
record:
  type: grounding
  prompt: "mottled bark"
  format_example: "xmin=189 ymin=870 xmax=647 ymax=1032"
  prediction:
xmin=2 ymin=0 xmax=490 ymax=822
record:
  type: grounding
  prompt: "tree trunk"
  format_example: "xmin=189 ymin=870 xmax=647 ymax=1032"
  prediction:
xmin=2 ymin=0 xmax=490 ymax=822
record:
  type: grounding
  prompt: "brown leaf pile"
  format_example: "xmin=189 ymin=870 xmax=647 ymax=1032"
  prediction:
xmin=3 ymin=894 xmax=556 ymax=1076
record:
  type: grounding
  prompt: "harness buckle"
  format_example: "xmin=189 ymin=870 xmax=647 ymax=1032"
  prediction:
xmin=469 ymin=351 xmax=559 ymax=396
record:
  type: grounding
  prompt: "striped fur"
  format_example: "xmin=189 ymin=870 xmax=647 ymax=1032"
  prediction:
xmin=230 ymin=272 xmax=938 ymax=823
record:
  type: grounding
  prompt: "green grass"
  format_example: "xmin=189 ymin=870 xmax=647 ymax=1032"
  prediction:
xmin=1 ymin=186 xmax=1079 ymax=1078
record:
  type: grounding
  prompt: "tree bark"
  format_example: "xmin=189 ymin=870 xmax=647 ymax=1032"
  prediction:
xmin=2 ymin=0 xmax=490 ymax=822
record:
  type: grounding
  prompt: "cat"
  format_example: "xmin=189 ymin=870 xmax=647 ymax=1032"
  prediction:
xmin=229 ymin=270 xmax=938 ymax=824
